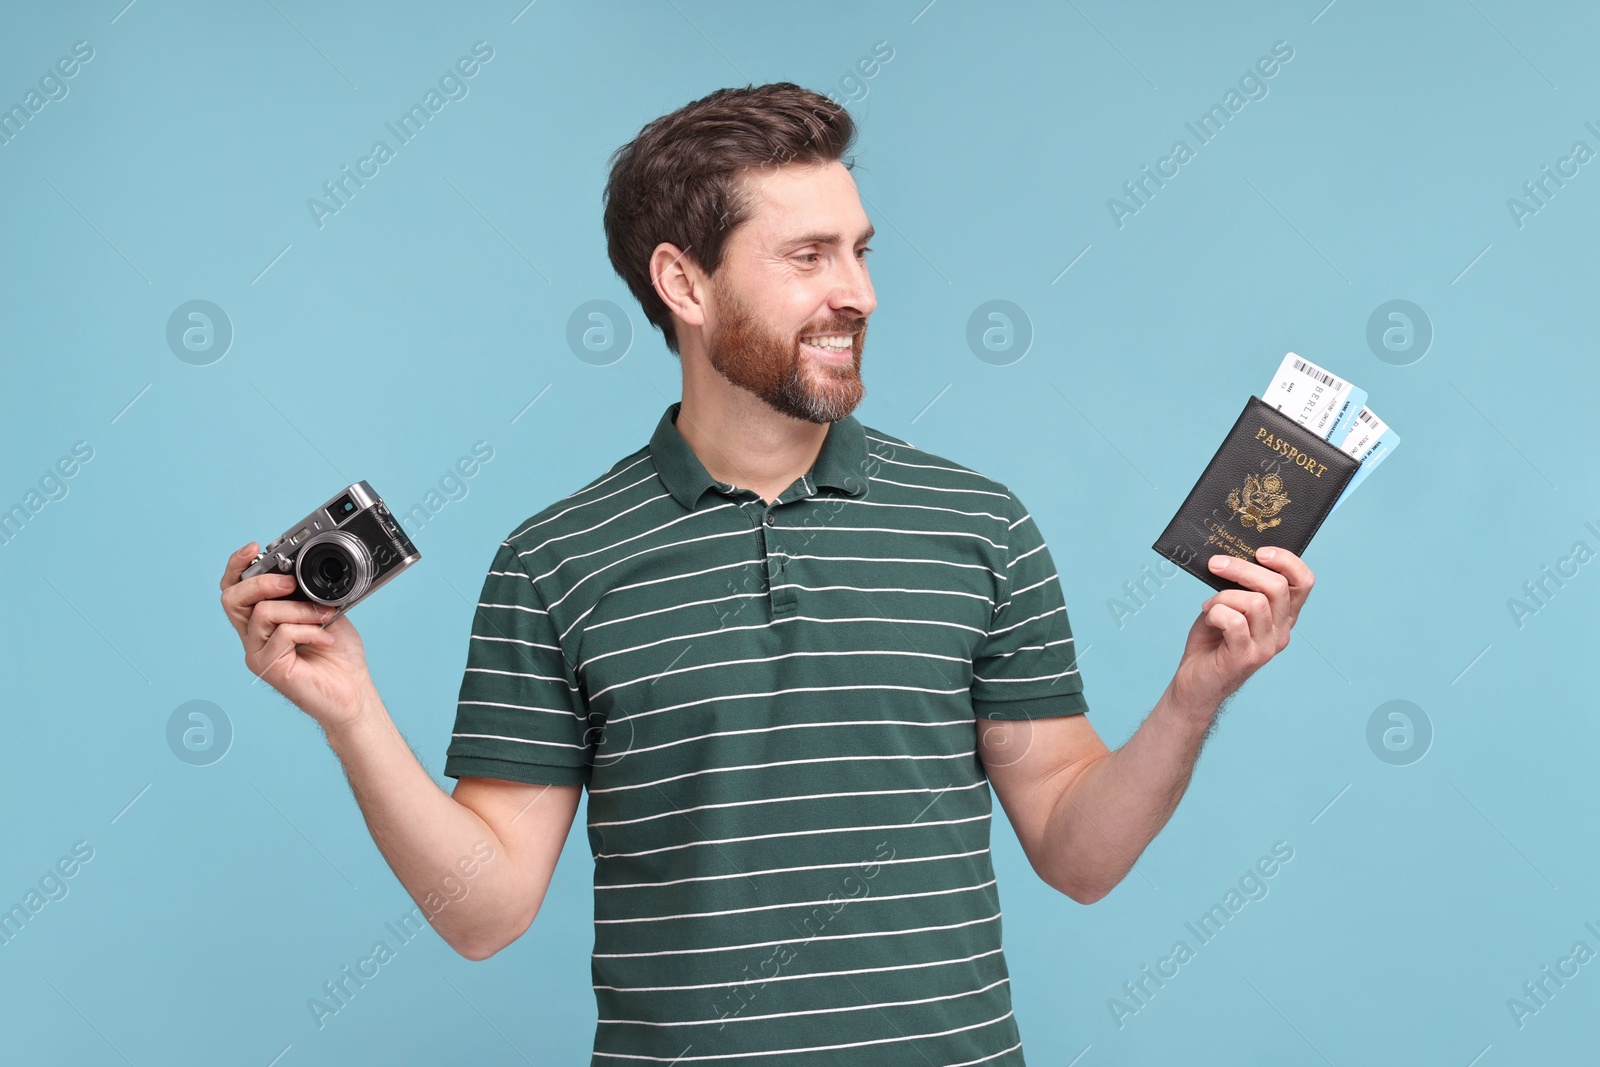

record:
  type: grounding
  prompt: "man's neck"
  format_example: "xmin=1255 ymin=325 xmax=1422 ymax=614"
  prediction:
xmin=673 ymin=373 xmax=830 ymax=506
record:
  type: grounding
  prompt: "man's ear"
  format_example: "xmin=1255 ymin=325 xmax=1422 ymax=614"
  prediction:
xmin=651 ymin=243 xmax=708 ymax=332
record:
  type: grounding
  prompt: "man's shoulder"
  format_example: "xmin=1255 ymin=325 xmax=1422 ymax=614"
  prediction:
xmin=499 ymin=443 xmax=660 ymax=563
xmin=857 ymin=421 xmax=1017 ymax=504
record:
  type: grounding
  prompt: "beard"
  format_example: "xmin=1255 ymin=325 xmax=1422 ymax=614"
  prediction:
xmin=703 ymin=274 xmax=866 ymax=424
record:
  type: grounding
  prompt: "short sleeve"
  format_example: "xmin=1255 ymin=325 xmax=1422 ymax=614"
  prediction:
xmin=443 ymin=540 xmax=594 ymax=787
xmin=971 ymin=489 xmax=1089 ymax=721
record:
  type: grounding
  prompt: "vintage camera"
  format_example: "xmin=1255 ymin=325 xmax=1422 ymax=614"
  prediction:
xmin=241 ymin=481 xmax=421 ymax=619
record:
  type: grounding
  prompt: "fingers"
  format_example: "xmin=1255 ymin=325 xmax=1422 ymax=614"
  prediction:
xmin=222 ymin=572 xmax=297 ymax=637
xmin=1203 ymin=587 xmax=1273 ymax=634
xmin=1200 ymin=588 xmax=1282 ymax=662
xmin=1255 ymin=546 xmax=1314 ymax=606
xmin=1230 ymin=547 xmax=1315 ymax=603
xmin=220 ymin=543 xmax=259 ymax=591
xmin=248 ymin=622 xmax=336 ymax=681
xmin=247 ymin=598 xmax=336 ymax=652
xmin=1203 ymin=602 xmax=1253 ymax=658
xmin=1209 ymin=553 xmax=1293 ymax=624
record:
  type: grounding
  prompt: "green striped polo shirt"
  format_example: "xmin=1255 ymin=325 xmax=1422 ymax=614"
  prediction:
xmin=444 ymin=400 xmax=1089 ymax=1066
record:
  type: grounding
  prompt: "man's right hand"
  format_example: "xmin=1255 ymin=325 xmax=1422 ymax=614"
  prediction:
xmin=220 ymin=542 xmax=375 ymax=731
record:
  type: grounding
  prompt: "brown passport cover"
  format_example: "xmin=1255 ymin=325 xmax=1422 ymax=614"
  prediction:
xmin=1153 ymin=395 xmax=1360 ymax=592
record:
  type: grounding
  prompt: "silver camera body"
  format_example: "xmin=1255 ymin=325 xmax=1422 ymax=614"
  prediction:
xmin=242 ymin=481 xmax=421 ymax=620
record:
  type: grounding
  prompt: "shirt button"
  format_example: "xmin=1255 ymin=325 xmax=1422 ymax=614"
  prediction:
xmin=764 ymin=513 xmax=776 ymax=527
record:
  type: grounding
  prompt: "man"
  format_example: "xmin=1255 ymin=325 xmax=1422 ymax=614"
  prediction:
xmin=220 ymin=82 xmax=1314 ymax=1064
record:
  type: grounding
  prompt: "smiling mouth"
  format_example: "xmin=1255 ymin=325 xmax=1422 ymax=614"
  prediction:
xmin=799 ymin=334 xmax=857 ymax=364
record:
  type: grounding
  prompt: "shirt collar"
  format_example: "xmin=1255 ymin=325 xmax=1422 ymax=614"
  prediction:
xmin=648 ymin=401 xmax=871 ymax=509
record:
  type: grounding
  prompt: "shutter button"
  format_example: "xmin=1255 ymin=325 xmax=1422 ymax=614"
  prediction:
xmin=764 ymin=512 xmax=776 ymax=527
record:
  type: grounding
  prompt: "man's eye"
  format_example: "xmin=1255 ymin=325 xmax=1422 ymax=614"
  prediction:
xmin=794 ymin=249 xmax=871 ymax=265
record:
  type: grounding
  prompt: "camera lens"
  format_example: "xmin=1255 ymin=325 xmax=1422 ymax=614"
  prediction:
xmin=301 ymin=542 xmax=354 ymax=601
xmin=296 ymin=531 xmax=373 ymax=606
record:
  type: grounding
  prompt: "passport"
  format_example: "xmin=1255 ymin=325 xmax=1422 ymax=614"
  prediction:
xmin=1153 ymin=394 xmax=1360 ymax=592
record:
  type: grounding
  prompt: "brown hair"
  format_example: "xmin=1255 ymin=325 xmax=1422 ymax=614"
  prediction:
xmin=602 ymin=82 xmax=858 ymax=355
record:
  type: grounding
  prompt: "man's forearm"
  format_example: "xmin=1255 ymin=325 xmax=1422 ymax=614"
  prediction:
xmin=1038 ymin=686 xmax=1219 ymax=903
xmin=322 ymin=685 xmax=527 ymax=958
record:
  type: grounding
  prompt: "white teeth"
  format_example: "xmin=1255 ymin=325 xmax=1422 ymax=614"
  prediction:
xmin=802 ymin=335 xmax=852 ymax=351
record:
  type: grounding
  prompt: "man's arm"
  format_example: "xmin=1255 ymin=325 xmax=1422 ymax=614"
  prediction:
xmin=980 ymin=547 xmax=1313 ymax=903
xmin=219 ymin=542 xmax=581 ymax=961
xmin=323 ymin=691 xmax=582 ymax=959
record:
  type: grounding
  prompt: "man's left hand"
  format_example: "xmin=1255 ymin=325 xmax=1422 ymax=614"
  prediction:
xmin=1166 ymin=547 xmax=1316 ymax=718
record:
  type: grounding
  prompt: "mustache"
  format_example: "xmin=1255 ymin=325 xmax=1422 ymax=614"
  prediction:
xmin=797 ymin=322 xmax=867 ymax=341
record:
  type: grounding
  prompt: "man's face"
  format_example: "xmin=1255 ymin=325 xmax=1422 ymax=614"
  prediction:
xmin=701 ymin=161 xmax=876 ymax=424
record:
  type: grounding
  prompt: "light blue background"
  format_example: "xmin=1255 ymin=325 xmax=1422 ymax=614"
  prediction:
xmin=3 ymin=1 xmax=1597 ymax=1063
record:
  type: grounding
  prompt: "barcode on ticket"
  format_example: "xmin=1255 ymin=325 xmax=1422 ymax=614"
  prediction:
xmin=1291 ymin=357 xmax=1337 ymax=387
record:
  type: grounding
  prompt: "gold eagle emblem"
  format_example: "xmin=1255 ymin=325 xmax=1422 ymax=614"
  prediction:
xmin=1227 ymin=472 xmax=1290 ymax=532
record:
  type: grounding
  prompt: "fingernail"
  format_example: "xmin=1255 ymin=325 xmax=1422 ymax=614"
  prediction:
xmin=1258 ymin=547 xmax=1276 ymax=561
xmin=1211 ymin=556 xmax=1229 ymax=569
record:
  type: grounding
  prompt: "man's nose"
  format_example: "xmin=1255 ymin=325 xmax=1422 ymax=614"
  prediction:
xmin=830 ymin=256 xmax=876 ymax=319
